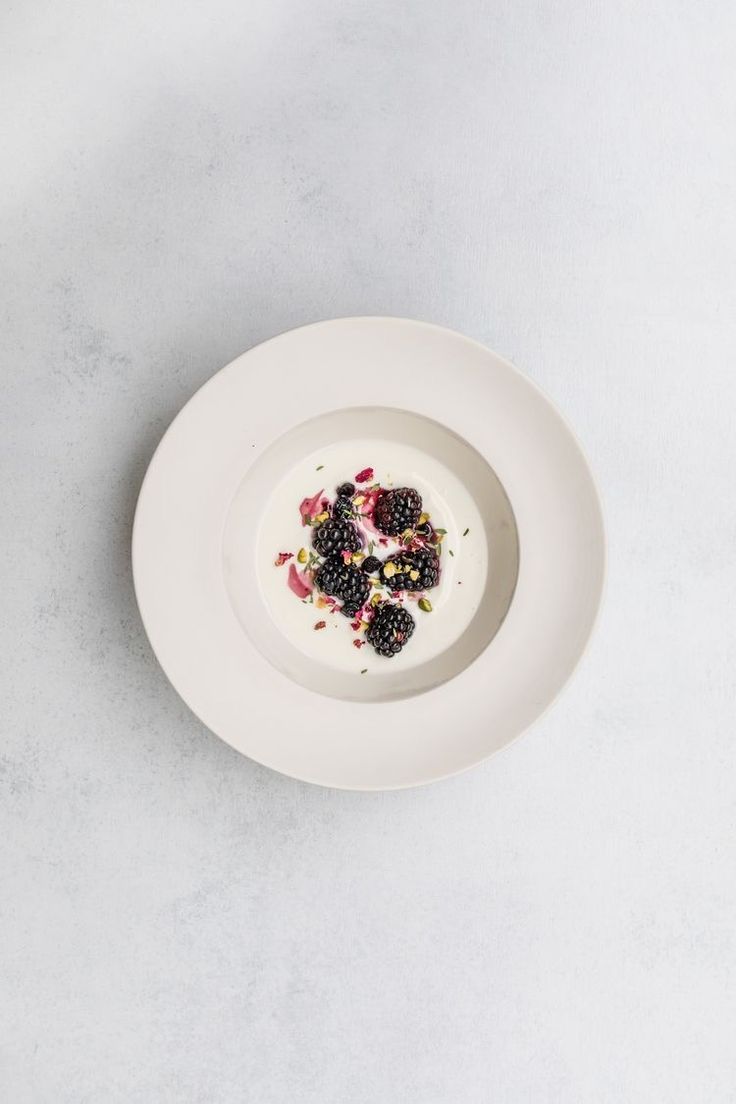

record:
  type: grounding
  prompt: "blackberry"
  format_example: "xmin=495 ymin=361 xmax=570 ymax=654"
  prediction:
xmin=374 ymin=487 xmax=422 ymax=536
xmin=312 ymin=517 xmax=362 ymax=557
xmin=366 ymin=603 xmax=415 ymax=657
xmin=336 ymin=482 xmax=355 ymax=498
xmin=333 ymin=496 xmax=354 ymax=521
xmin=380 ymin=547 xmax=439 ymax=592
xmin=314 ymin=554 xmax=371 ymax=616
xmin=361 ymin=555 xmax=382 ymax=575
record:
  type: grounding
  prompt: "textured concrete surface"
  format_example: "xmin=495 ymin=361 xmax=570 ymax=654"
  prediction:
xmin=2 ymin=2 xmax=736 ymax=1101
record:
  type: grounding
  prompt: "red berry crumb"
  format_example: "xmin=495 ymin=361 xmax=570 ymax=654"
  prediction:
xmin=355 ymin=467 xmax=374 ymax=484
xmin=353 ymin=639 xmax=366 ymax=649
xmin=274 ymin=551 xmax=293 ymax=566
xmin=314 ymin=620 xmax=327 ymax=630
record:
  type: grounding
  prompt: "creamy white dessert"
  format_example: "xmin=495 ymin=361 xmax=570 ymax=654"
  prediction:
xmin=249 ymin=438 xmax=488 ymax=675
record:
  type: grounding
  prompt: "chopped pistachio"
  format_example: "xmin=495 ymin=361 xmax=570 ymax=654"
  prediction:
xmin=353 ymin=495 xmax=365 ymax=506
xmin=297 ymin=547 xmax=308 ymax=564
xmin=315 ymin=511 xmax=329 ymax=523
xmin=409 ymin=569 xmax=420 ymax=581
xmin=418 ymin=512 xmax=429 ymax=525
xmin=418 ymin=598 xmax=433 ymax=613
xmin=383 ymin=562 xmax=397 ymax=578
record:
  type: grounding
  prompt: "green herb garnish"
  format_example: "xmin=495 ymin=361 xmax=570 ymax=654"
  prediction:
xmin=462 ymin=527 xmax=469 ymax=536
xmin=316 ymin=464 xmax=324 ymax=471
xmin=448 ymin=549 xmax=454 ymax=557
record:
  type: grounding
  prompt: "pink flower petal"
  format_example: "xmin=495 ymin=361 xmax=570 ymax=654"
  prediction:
xmin=358 ymin=512 xmax=382 ymax=538
xmin=274 ymin=551 xmax=293 ymax=567
xmin=288 ymin=563 xmax=313 ymax=599
xmin=355 ymin=467 xmax=374 ymax=484
xmin=357 ymin=486 xmax=383 ymax=535
xmin=299 ymin=489 xmax=324 ymax=525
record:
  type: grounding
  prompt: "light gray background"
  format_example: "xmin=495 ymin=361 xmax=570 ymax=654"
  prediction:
xmin=2 ymin=2 xmax=735 ymax=1101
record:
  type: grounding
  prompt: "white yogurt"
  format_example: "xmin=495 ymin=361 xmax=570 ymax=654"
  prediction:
xmin=254 ymin=438 xmax=487 ymax=676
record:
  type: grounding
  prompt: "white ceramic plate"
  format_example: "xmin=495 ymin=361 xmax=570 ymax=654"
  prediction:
xmin=133 ymin=317 xmax=605 ymax=790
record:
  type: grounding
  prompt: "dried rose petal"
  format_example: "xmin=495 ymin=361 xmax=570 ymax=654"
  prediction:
xmin=361 ymin=485 xmax=381 ymax=511
xmin=357 ymin=513 xmax=381 ymax=539
xmin=274 ymin=551 xmax=293 ymax=567
xmin=354 ymin=467 xmax=374 ymax=484
xmin=352 ymin=639 xmax=366 ymax=649
xmin=287 ymin=563 xmax=313 ymax=599
xmin=358 ymin=491 xmax=381 ymax=527
xmin=314 ymin=620 xmax=327 ymax=630
xmin=299 ymin=489 xmax=324 ymax=525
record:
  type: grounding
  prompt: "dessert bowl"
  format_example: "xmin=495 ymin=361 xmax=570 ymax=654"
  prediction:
xmin=133 ymin=317 xmax=605 ymax=790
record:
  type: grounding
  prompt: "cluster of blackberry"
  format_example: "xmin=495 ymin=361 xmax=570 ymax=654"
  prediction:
xmin=314 ymin=555 xmax=370 ymax=618
xmin=380 ymin=547 xmax=440 ymax=592
xmin=374 ymin=486 xmax=422 ymax=536
xmin=366 ymin=603 xmax=415 ymax=657
xmin=309 ymin=483 xmax=441 ymax=658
